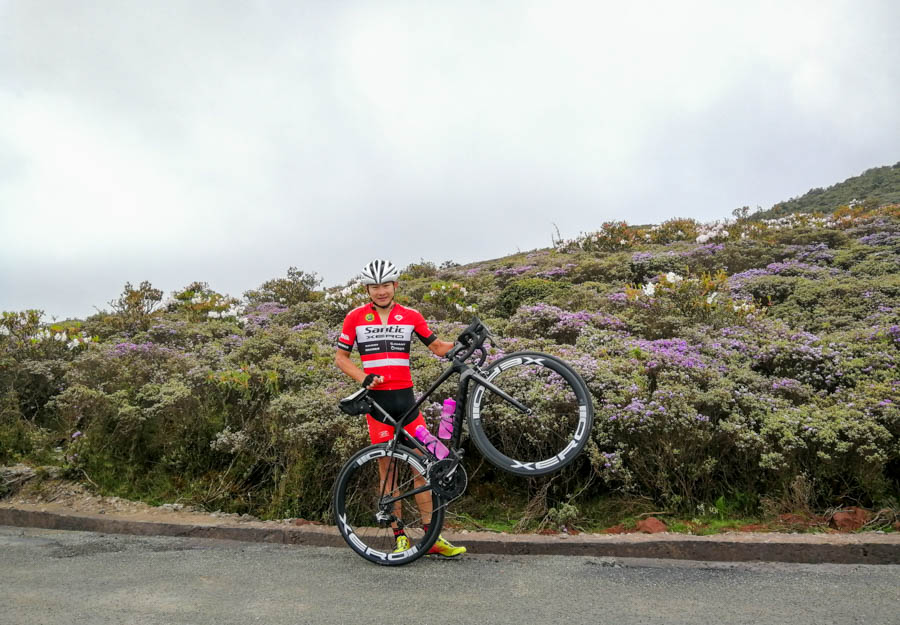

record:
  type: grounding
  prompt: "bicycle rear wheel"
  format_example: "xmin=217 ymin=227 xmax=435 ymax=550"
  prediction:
xmin=332 ymin=444 xmax=444 ymax=566
xmin=467 ymin=351 xmax=593 ymax=477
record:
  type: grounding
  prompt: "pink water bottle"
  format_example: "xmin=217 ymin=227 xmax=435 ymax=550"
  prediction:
xmin=414 ymin=425 xmax=449 ymax=460
xmin=438 ymin=398 xmax=456 ymax=440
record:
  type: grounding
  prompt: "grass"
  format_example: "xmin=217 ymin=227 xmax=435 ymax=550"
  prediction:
xmin=444 ymin=494 xmax=900 ymax=535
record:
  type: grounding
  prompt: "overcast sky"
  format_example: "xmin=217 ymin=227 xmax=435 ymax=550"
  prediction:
xmin=1 ymin=0 xmax=898 ymax=320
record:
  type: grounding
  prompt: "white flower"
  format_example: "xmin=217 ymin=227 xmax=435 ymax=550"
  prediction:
xmin=720 ymin=230 xmax=729 ymax=238
xmin=706 ymin=292 xmax=719 ymax=305
xmin=696 ymin=234 xmax=710 ymax=244
xmin=619 ymin=239 xmax=627 ymax=245
xmin=0 ymin=326 xmax=9 ymax=336
xmin=67 ymin=339 xmax=80 ymax=350
xmin=429 ymin=290 xmax=437 ymax=296
xmin=54 ymin=332 xmax=65 ymax=341
xmin=642 ymin=282 xmax=656 ymax=296
xmin=664 ymin=272 xmax=682 ymax=284
xmin=454 ymin=303 xmax=463 ymax=311
xmin=208 ymin=311 xmax=220 ymax=318
xmin=459 ymin=287 xmax=467 ymax=296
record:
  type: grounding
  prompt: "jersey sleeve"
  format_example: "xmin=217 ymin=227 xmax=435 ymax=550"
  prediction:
xmin=412 ymin=310 xmax=437 ymax=346
xmin=337 ymin=312 xmax=355 ymax=352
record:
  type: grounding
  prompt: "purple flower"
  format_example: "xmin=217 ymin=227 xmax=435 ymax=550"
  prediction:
xmin=859 ymin=232 xmax=900 ymax=246
xmin=71 ymin=431 xmax=82 ymax=439
xmin=772 ymin=378 xmax=801 ymax=390
xmin=630 ymin=338 xmax=707 ymax=370
xmin=494 ymin=265 xmax=536 ymax=277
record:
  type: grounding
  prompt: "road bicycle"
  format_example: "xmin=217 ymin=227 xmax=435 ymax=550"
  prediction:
xmin=332 ymin=317 xmax=594 ymax=565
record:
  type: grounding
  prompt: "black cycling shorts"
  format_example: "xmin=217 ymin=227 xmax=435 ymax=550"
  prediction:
xmin=366 ymin=387 xmax=418 ymax=426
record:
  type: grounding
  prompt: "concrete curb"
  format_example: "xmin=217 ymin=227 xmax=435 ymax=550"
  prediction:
xmin=2 ymin=506 xmax=899 ymax=565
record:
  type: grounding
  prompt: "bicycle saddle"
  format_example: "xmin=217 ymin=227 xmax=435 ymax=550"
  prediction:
xmin=339 ymin=388 xmax=371 ymax=416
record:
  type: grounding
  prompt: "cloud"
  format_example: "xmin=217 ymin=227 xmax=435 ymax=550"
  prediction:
xmin=1 ymin=0 xmax=898 ymax=318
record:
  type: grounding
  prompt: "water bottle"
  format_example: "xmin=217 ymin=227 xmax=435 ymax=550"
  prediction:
xmin=414 ymin=425 xmax=449 ymax=460
xmin=438 ymin=398 xmax=457 ymax=440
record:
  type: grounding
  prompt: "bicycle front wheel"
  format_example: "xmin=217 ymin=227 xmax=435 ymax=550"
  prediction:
xmin=332 ymin=444 xmax=444 ymax=566
xmin=467 ymin=351 xmax=593 ymax=477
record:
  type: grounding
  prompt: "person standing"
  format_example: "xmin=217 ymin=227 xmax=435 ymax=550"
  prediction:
xmin=334 ymin=259 xmax=466 ymax=558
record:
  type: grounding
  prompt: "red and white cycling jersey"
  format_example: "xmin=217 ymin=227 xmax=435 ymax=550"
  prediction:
xmin=337 ymin=302 xmax=436 ymax=391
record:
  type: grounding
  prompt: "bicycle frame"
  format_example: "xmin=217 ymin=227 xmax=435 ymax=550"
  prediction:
xmin=368 ymin=353 xmax=531 ymax=509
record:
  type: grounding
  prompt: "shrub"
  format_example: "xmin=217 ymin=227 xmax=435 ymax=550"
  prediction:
xmin=244 ymin=267 xmax=322 ymax=307
xmin=3 ymin=205 xmax=900 ymax=520
xmin=567 ymin=253 xmax=632 ymax=284
xmin=421 ymin=281 xmax=478 ymax=321
xmin=401 ymin=260 xmax=439 ymax=279
xmin=559 ymin=221 xmax=646 ymax=253
xmin=170 ymin=282 xmax=241 ymax=322
xmin=614 ymin=271 xmax=763 ymax=339
xmin=493 ymin=278 xmax=567 ymax=317
xmin=646 ymin=218 xmax=701 ymax=245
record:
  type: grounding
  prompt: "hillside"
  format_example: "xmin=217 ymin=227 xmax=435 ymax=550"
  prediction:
xmin=2 ymin=203 xmax=899 ymax=532
xmin=755 ymin=161 xmax=900 ymax=219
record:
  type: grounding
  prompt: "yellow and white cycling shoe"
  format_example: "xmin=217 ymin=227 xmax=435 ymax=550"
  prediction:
xmin=393 ymin=535 xmax=411 ymax=553
xmin=428 ymin=535 xmax=466 ymax=558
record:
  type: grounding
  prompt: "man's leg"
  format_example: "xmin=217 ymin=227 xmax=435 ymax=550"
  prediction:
xmin=375 ymin=455 xmax=432 ymax=529
xmin=375 ymin=457 xmax=400 ymax=522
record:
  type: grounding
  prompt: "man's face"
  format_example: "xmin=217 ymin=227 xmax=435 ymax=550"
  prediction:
xmin=366 ymin=282 xmax=397 ymax=308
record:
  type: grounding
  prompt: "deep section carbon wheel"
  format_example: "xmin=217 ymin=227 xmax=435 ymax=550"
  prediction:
xmin=333 ymin=444 xmax=444 ymax=565
xmin=467 ymin=351 xmax=594 ymax=476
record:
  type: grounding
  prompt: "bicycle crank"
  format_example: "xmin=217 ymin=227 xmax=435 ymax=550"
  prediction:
xmin=428 ymin=459 xmax=468 ymax=500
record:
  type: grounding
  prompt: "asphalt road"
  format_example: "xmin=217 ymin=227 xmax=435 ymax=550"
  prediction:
xmin=1 ymin=526 xmax=899 ymax=625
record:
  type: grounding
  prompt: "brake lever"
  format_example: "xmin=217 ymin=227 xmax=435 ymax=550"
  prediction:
xmin=474 ymin=346 xmax=487 ymax=367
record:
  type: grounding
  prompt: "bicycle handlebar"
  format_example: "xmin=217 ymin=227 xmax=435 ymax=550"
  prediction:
xmin=447 ymin=316 xmax=494 ymax=364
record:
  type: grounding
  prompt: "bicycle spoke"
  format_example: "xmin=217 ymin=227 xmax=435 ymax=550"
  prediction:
xmin=468 ymin=352 xmax=593 ymax=476
xmin=333 ymin=445 xmax=444 ymax=565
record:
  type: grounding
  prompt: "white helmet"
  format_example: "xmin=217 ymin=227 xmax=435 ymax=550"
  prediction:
xmin=360 ymin=259 xmax=400 ymax=285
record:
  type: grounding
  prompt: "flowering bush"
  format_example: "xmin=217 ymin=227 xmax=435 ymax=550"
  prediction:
xmin=559 ymin=221 xmax=646 ymax=253
xmin=614 ymin=271 xmax=762 ymax=339
xmin=169 ymin=282 xmax=241 ymax=322
xmin=507 ymin=303 xmax=624 ymax=344
xmin=4 ymin=209 xmax=900 ymax=521
xmin=243 ymin=267 xmax=322 ymax=307
xmin=321 ymin=281 xmax=369 ymax=322
xmin=421 ymin=281 xmax=478 ymax=321
xmin=647 ymin=218 xmax=701 ymax=245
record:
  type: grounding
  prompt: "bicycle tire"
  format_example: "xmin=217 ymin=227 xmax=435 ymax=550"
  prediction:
xmin=332 ymin=443 xmax=445 ymax=566
xmin=467 ymin=351 xmax=593 ymax=477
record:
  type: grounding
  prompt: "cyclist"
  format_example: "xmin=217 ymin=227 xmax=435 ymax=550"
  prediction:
xmin=334 ymin=259 xmax=467 ymax=558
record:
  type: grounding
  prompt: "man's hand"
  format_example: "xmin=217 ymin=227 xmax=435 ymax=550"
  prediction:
xmin=362 ymin=374 xmax=384 ymax=389
xmin=428 ymin=339 xmax=456 ymax=358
